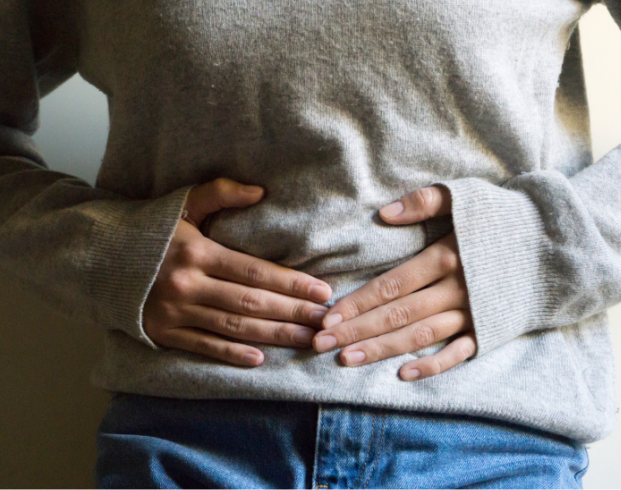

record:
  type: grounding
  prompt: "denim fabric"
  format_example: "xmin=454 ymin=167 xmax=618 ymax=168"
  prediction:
xmin=95 ymin=394 xmax=589 ymax=489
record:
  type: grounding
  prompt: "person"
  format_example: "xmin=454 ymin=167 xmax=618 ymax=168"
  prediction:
xmin=1 ymin=0 xmax=620 ymax=487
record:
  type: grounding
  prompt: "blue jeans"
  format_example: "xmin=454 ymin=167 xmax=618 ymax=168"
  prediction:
xmin=95 ymin=394 xmax=589 ymax=489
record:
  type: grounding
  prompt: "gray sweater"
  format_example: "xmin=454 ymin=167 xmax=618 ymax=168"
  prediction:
xmin=2 ymin=0 xmax=620 ymax=444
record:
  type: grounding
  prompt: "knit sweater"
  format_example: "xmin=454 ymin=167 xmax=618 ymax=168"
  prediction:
xmin=2 ymin=0 xmax=620 ymax=444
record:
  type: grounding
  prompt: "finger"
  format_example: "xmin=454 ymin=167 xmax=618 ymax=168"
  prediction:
xmin=185 ymin=177 xmax=265 ymax=226
xmin=180 ymin=304 xmax=318 ymax=348
xmin=208 ymin=244 xmax=332 ymax=303
xmin=400 ymin=331 xmax=478 ymax=381
xmin=159 ymin=327 xmax=266 ymax=367
xmin=340 ymin=310 xmax=472 ymax=367
xmin=314 ymin=277 xmax=468 ymax=353
xmin=320 ymin=233 xmax=461 ymax=329
xmin=379 ymin=185 xmax=452 ymax=224
xmin=192 ymin=275 xmax=329 ymax=328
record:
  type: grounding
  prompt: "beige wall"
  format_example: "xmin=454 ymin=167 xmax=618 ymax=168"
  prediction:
xmin=577 ymin=5 xmax=621 ymax=489
xmin=1 ymin=4 xmax=620 ymax=488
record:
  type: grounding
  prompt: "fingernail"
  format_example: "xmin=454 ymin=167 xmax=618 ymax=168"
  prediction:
xmin=402 ymin=368 xmax=420 ymax=381
xmin=292 ymin=328 xmax=315 ymax=346
xmin=243 ymin=186 xmax=264 ymax=195
xmin=343 ymin=350 xmax=366 ymax=366
xmin=310 ymin=308 xmax=328 ymax=324
xmin=309 ymin=284 xmax=331 ymax=302
xmin=323 ymin=313 xmax=343 ymax=329
xmin=380 ymin=201 xmax=404 ymax=218
xmin=242 ymin=353 xmax=261 ymax=366
xmin=315 ymin=335 xmax=338 ymax=352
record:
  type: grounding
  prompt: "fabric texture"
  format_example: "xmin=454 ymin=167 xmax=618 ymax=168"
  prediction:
xmin=1 ymin=0 xmax=620 ymax=443
xmin=95 ymin=394 xmax=590 ymax=489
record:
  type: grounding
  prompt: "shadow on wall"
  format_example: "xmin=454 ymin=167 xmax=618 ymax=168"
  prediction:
xmin=0 ymin=279 xmax=110 ymax=488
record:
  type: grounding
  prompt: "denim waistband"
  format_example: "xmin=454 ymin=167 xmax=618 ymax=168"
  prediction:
xmin=95 ymin=394 xmax=589 ymax=488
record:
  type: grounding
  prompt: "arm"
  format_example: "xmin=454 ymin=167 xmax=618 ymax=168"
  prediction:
xmin=0 ymin=0 xmax=192 ymax=348
xmin=1 ymin=0 xmax=334 ymax=361
xmin=429 ymin=0 xmax=621 ymax=356
xmin=311 ymin=1 xmax=621 ymax=376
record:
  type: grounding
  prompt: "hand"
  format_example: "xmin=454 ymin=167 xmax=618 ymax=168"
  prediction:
xmin=312 ymin=185 xmax=476 ymax=381
xmin=144 ymin=178 xmax=333 ymax=367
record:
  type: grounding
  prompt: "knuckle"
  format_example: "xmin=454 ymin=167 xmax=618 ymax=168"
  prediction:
xmin=244 ymin=262 xmax=268 ymax=284
xmin=213 ymin=177 xmax=231 ymax=192
xmin=426 ymin=358 xmax=443 ymax=377
xmin=412 ymin=324 xmax=436 ymax=348
xmin=239 ymin=289 xmax=265 ymax=314
xmin=290 ymin=301 xmax=306 ymax=321
xmin=376 ymin=275 xmax=403 ymax=302
xmin=288 ymin=275 xmax=307 ymax=296
xmin=438 ymin=250 xmax=459 ymax=272
xmin=385 ymin=305 xmax=410 ymax=330
xmin=273 ymin=324 xmax=293 ymax=344
xmin=222 ymin=314 xmax=247 ymax=336
xmin=412 ymin=188 xmax=435 ymax=217
xmin=176 ymin=241 xmax=205 ymax=266
xmin=193 ymin=337 xmax=213 ymax=356
xmin=369 ymin=341 xmax=392 ymax=361
xmin=166 ymin=271 xmax=193 ymax=299
xmin=457 ymin=340 xmax=476 ymax=360
xmin=342 ymin=322 xmax=360 ymax=344
xmin=220 ymin=343 xmax=238 ymax=362
xmin=361 ymin=342 xmax=379 ymax=361
xmin=344 ymin=296 xmax=365 ymax=318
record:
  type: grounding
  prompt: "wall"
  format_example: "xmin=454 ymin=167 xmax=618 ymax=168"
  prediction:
xmin=0 ymin=4 xmax=620 ymax=488
xmin=577 ymin=5 xmax=621 ymax=489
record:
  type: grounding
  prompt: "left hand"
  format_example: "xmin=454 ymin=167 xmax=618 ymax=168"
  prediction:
xmin=312 ymin=185 xmax=477 ymax=381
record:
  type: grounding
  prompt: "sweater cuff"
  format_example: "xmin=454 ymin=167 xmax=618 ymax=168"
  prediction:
xmin=431 ymin=178 xmax=556 ymax=357
xmin=87 ymin=185 xmax=194 ymax=349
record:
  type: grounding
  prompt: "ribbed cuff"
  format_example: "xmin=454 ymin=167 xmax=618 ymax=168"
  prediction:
xmin=87 ymin=185 xmax=194 ymax=349
xmin=431 ymin=178 xmax=555 ymax=357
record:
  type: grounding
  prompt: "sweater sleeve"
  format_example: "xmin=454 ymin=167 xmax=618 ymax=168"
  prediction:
xmin=0 ymin=0 xmax=193 ymax=349
xmin=428 ymin=1 xmax=621 ymax=358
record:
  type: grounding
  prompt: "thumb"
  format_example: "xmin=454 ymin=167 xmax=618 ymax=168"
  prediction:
xmin=379 ymin=185 xmax=452 ymax=224
xmin=184 ymin=177 xmax=265 ymax=226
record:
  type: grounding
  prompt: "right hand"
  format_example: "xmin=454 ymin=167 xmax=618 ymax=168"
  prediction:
xmin=143 ymin=178 xmax=333 ymax=367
